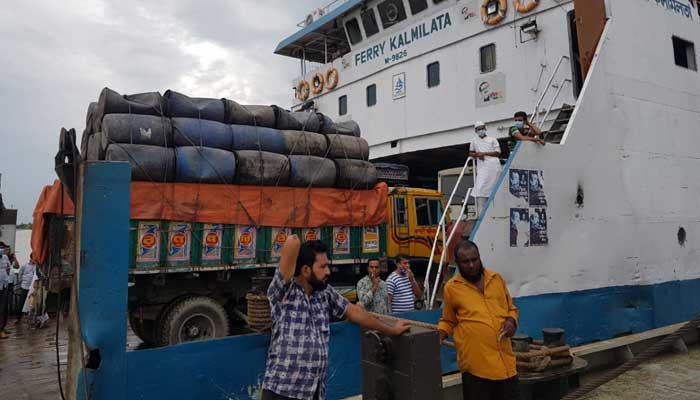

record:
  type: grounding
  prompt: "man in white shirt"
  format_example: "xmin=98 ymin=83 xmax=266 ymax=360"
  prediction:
xmin=469 ymin=121 xmax=502 ymax=216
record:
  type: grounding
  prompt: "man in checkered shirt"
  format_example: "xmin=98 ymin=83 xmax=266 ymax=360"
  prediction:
xmin=262 ymin=236 xmax=411 ymax=400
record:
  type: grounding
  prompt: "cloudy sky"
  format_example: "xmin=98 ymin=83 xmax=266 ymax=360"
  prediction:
xmin=0 ymin=0 xmax=323 ymax=222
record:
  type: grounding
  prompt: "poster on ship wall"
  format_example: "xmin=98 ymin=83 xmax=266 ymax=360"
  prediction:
xmin=475 ymin=72 xmax=506 ymax=108
xmin=363 ymin=226 xmax=380 ymax=253
xmin=333 ymin=226 xmax=351 ymax=255
xmin=392 ymin=73 xmax=406 ymax=100
xmin=529 ymin=208 xmax=548 ymax=246
xmin=201 ymin=224 xmax=223 ymax=261
xmin=510 ymin=208 xmax=530 ymax=248
xmin=167 ymin=222 xmax=191 ymax=262
xmin=271 ymin=227 xmax=291 ymax=258
xmin=137 ymin=221 xmax=160 ymax=263
xmin=235 ymin=225 xmax=257 ymax=260
xmin=509 ymin=169 xmax=530 ymax=206
xmin=528 ymin=170 xmax=547 ymax=207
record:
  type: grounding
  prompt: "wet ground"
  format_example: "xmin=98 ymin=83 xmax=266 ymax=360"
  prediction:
xmin=2 ymin=318 xmax=699 ymax=400
xmin=583 ymin=343 xmax=700 ymax=400
xmin=0 ymin=317 xmax=67 ymax=400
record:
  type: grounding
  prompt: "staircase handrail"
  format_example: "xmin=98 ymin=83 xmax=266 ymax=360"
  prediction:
xmin=423 ymin=157 xmax=476 ymax=308
xmin=531 ymin=55 xmax=570 ymax=125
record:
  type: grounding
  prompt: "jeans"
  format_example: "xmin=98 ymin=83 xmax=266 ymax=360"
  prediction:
xmin=462 ymin=372 xmax=519 ymax=400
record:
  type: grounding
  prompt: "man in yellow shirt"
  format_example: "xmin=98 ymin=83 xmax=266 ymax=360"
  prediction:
xmin=438 ymin=239 xmax=519 ymax=400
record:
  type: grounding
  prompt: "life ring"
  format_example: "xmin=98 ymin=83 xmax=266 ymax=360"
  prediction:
xmin=311 ymin=72 xmax=324 ymax=95
xmin=513 ymin=0 xmax=538 ymax=13
xmin=325 ymin=67 xmax=339 ymax=90
xmin=481 ymin=0 xmax=507 ymax=25
xmin=296 ymin=80 xmax=310 ymax=101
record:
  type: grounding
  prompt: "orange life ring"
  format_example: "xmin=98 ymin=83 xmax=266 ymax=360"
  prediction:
xmin=513 ymin=0 xmax=538 ymax=13
xmin=296 ymin=80 xmax=310 ymax=101
xmin=311 ymin=72 xmax=324 ymax=95
xmin=481 ymin=0 xmax=507 ymax=25
xmin=325 ymin=67 xmax=339 ymax=90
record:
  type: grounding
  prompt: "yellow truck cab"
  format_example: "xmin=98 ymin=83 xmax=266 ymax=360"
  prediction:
xmin=386 ymin=186 xmax=448 ymax=265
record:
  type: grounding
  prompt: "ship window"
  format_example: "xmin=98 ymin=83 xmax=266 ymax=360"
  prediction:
xmin=427 ymin=61 xmax=440 ymax=88
xmin=339 ymin=95 xmax=348 ymax=115
xmin=433 ymin=0 xmax=446 ymax=3
xmin=367 ymin=84 xmax=377 ymax=107
xmin=361 ymin=9 xmax=380 ymax=38
xmin=394 ymin=197 xmax=408 ymax=226
xmin=378 ymin=0 xmax=407 ymax=29
xmin=408 ymin=0 xmax=428 ymax=15
xmin=345 ymin=18 xmax=363 ymax=45
xmin=480 ymin=43 xmax=497 ymax=73
xmin=415 ymin=198 xmax=442 ymax=226
xmin=672 ymin=36 xmax=697 ymax=71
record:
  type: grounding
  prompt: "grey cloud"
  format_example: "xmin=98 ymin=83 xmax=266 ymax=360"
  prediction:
xmin=0 ymin=0 xmax=330 ymax=222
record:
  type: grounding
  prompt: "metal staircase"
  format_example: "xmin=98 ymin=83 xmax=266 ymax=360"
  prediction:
xmin=544 ymin=103 xmax=575 ymax=143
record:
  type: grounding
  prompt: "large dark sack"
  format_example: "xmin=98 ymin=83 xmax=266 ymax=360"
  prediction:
xmin=319 ymin=115 xmax=361 ymax=137
xmin=86 ymin=132 xmax=106 ymax=161
xmin=224 ymin=100 xmax=276 ymax=127
xmin=101 ymin=114 xmax=173 ymax=148
xmin=105 ymin=144 xmax=175 ymax=182
xmin=81 ymin=102 xmax=99 ymax=155
xmin=164 ymin=90 xmax=226 ymax=122
xmin=273 ymin=106 xmax=321 ymax=132
xmin=334 ymin=159 xmax=377 ymax=189
xmin=326 ymin=134 xmax=369 ymax=160
xmin=282 ymin=131 xmax=329 ymax=157
xmin=175 ymin=147 xmax=236 ymax=184
xmin=234 ymin=150 xmax=290 ymax=186
xmin=94 ymin=88 xmax=167 ymax=132
xmin=231 ymin=125 xmax=285 ymax=154
xmin=288 ymin=155 xmax=336 ymax=188
xmin=172 ymin=118 xmax=233 ymax=150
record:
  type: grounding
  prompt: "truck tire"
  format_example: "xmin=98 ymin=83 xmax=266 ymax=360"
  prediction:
xmin=158 ymin=296 xmax=230 ymax=346
xmin=128 ymin=312 xmax=158 ymax=345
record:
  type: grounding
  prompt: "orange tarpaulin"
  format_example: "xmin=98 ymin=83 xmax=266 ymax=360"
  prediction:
xmin=31 ymin=180 xmax=388 ymax=264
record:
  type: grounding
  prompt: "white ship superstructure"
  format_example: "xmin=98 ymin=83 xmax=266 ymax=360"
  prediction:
xmin=276 ymin=0 xmax=700 ymax=344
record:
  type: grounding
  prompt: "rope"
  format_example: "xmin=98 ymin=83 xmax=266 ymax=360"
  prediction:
xmin=561 ymin=316 xmax=700 ymax=400
xmin=367 ymin=311 xmax=456 ymax=348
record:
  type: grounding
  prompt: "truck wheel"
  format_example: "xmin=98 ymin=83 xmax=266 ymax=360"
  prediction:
xmin=158 ymin=296 xmax=230 ymax=345
xmin=128 ymin=312 xmax=158 ymax=345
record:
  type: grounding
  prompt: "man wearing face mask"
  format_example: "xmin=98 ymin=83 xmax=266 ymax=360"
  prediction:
xmin=438 ymin=240 xmax=519 ymax=400
xmin=262 ymin=236 xmax=411 ymax=400
xmin=469 ymin=121 xmax=502 ymax=215
xmin=509 ymin=111 xmax=545 ymax=145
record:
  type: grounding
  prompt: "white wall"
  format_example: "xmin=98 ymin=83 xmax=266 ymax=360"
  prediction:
xmin=473 ymin=0 xmax=700 ymax=297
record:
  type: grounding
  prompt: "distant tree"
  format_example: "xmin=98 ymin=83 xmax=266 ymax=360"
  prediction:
xmin=17 ymin=223 xmax=32 ymax=230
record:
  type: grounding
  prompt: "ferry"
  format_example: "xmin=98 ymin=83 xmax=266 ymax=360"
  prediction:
xmin=276 ymin=0 xmax=700 ymax=346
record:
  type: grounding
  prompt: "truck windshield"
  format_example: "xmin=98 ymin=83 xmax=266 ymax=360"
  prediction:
xmin=415 ymin=198 xmax=442 ymax=226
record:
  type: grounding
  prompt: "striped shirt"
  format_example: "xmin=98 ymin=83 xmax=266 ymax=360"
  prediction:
xmin=386 ymin=271 xmax=415 ymax=313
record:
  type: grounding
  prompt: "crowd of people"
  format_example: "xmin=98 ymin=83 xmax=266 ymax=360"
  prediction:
xmin=0 ymin=243 xmax=37 ymax=339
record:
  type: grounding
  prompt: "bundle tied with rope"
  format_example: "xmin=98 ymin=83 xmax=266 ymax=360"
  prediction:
xmin=78 ymin=87 xmax=383 ymax=333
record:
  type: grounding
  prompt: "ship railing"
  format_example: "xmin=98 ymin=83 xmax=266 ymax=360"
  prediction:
xmin=296 ymin=0 xmax=351 ymax=28
xmin=424 ymin=157 xmax=476 ymax=310
xmin=531 ymin=55 xmax=570 ymax=127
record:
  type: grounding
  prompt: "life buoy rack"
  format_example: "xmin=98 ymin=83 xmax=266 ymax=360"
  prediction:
xmin=481 ymin=0 xmax=507 ymax=25
xmin=325 ymin=67 xmax=339 ymax=90
xmin=513 ymin=0 xmax=538 ymax=13
xmin=311 ymin=72 xmax=324 ymax=95
xmin=296 ymin=80 xmax=310 ymax=101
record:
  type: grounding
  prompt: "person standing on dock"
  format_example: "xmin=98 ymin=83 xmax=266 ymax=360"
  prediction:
xmin=0 ymin=246 xmax=11 ymax=338
xmin=470 ymin=121 xmax=502 ymax=215
xmin=386 ymin=254 xmax=423 ymax=313
xmin=262 ymin=236 xmax=411 ymax=400
xmin=14 ymin=254 xmax=36 ymax=325
xmin=356 ymin=258 xmax=389 ymax=314
xmin=438 ymin=239 xmax=519 ymax=400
